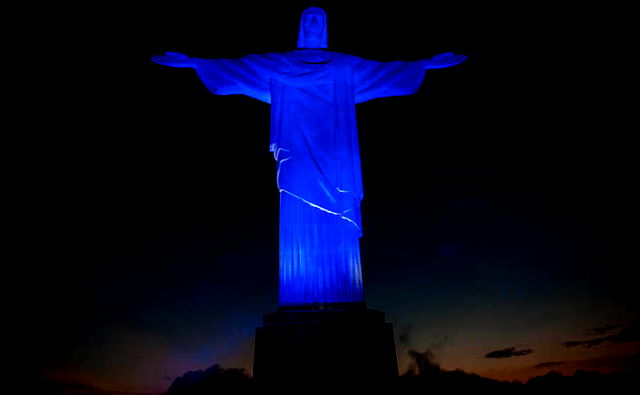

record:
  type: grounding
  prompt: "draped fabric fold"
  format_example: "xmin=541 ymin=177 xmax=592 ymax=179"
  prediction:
xmin=194 ymin=50 xmax=427 ymax=306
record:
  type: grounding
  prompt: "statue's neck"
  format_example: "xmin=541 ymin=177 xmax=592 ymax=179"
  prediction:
xmin=299 ymin=36 xmax=325 ymax=49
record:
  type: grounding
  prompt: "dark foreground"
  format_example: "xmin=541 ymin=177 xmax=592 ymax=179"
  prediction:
xmin=163 ymin=363 xmax=637 ymax=395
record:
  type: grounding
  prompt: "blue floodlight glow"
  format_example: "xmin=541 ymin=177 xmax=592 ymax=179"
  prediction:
xmin=151 ymin=7 xmax=467 ymax=308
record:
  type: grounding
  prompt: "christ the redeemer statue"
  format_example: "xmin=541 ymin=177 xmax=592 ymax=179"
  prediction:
xmin=152 ymin=7 xmax=466 ymax=309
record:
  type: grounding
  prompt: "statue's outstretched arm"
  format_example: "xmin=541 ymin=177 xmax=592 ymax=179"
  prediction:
xmin=151 ymin=52 xmax=197 ymax=68
xmin=421 ymin=52 xmax=467 ymax=69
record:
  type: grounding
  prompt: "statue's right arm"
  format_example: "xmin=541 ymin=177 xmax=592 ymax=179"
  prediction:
xmin=151 ymin=52 xmax=197 ymax=68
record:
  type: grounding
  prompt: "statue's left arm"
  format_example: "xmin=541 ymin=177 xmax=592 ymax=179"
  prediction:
xmin=352 ymin=52 xmax=467 ymax=104
xmin=420 ymin=52 xmax=468 ymax=69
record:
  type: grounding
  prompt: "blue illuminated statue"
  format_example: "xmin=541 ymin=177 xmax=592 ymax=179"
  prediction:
xmin=152 ymin=8 xmax=466 ymax=308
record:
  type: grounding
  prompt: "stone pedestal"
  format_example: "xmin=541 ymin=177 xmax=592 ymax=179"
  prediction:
xmin=253 ymin=305 xmax=398 ymax=382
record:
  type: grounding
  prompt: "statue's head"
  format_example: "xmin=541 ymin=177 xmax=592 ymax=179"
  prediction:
xmin=297 ymin=7 xmax=328 ymax=49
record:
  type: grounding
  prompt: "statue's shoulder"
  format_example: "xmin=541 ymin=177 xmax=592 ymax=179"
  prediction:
xmin=330 ymin=52 xmax=358 ymax=60
xmin=330 ymin=52 xmax=361 ymax=63
xmin=245 ymin=52 xmax=289 ymax=62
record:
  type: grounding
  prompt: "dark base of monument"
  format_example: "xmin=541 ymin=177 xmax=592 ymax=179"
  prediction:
xmin=253 ymin=304 xmax=398 ymax=382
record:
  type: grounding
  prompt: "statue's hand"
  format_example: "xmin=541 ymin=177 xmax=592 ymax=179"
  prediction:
xmin=151 ymin=52 xmax=196 ymax=68
xmin=423 ymin=52 xmax=468 ymax=69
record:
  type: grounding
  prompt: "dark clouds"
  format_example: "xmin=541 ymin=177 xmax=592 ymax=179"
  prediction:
xmin=484 ymin=347 xmax=533 ymax=359
xmin=565 ymin=323 xmax=639 ymax=349
xmin=586 ymin=324 xmax=624 ymax=336
xmin=564 ymin=338 xmax=608 ymax=349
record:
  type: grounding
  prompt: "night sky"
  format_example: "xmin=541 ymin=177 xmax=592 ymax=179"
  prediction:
xmin=28 ymin=2 xmax=636 ymax=394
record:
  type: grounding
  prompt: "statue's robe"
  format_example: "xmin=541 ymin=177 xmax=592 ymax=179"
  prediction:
xmin=195 ymin=49 xmax=427 ymax=306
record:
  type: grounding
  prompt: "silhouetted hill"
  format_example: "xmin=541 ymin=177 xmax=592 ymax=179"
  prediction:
xmin=164 ymin=358 xmax=637 ymax=394
xmin=524 ymin=369 xmax=635 ymax=393
xmin=164 ymin=364 xmax=253 ymax=394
